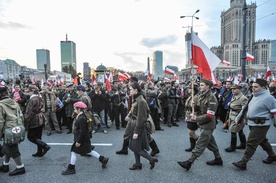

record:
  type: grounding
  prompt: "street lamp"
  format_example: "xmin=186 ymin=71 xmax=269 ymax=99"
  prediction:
xmin=180 ymin=10 xmax=199 ymax=114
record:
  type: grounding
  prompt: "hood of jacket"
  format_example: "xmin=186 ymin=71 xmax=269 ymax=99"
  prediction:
xmin=0 ymin=97 xmax=18 ymax=110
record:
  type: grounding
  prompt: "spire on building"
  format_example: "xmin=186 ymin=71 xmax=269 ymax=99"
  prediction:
xmin=66 ymin=33 xmax=68 ymax=41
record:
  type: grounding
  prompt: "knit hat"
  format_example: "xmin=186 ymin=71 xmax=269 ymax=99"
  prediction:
xmin=73 ymin=101 xmax=87 ymax=109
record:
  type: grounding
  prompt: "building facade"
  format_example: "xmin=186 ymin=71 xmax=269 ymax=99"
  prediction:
xmin=83 ymin=62 xmax=91 ymax=80
xmin=0 ymin=59 xmax=21 ymax=80
xmin=221 ymin=0 xmax=256 ymax=66
xmin=60 ymin=34 xmax=76 ymax=71
xmin=151 ymin=50 xmax=163 ymax=80
xmin=36 ymin=49 xmax=50 ymax=71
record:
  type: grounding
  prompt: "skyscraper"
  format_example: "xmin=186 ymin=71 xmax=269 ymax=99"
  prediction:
xmin=36 ymin=49 xmax=50 ymax=71
xmin=221 ymin=0 xmax=256 ymax=66
xmin=83 ymin=62 xmax=91 ymax=80
xmin=152 ymin=51 xmax=163 ymax=80
xmin=60 ymin=34 xmax=76 ymax=71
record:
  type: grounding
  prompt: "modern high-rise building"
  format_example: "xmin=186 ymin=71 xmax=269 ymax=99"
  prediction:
xmin=221 ymin=0 xmax=256 ymax=66
xmin=36 ymin=49 xmax=50 ymax=71
xmin=270 ymin=40 xmax=276 ymax=64
xmin=83 ymin=62 xmax=91 ymax=80
xmin=151 ymin=51 xmax=163 ymax=80
xmin=60 ymin=34 xmax=76 ymax=71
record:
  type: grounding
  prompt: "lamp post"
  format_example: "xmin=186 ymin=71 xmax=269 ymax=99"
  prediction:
xmin=180 ymin=10 xmax=199 ymax=113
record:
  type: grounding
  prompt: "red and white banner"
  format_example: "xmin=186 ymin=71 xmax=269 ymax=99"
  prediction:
xmin=165 ymin=67 xmax=175 ymax=75
xmin=124 ymin=72 xmax=131 ymax=80
xmin=163 ymin=77 xmax=170 ymax=82
xmin=191 ymin=31 xmax=221 ymax=82
xmin=105 ymin=72 xmax=111 ymax=91
xmin=118 ymin=72 xmax=128 ymax=81
xmin=222 ymin=60 xmax=230 ymax=66
xmin=246 ymin=53 xmax=254 ymax=61
xmin=266 ymin=66 xmax=272 ymax=80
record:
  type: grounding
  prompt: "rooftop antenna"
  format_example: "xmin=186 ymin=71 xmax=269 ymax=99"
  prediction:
xmin=66 ymin=33 xmax=68 ymax=41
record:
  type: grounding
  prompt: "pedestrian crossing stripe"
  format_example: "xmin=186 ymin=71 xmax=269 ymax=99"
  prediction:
xmin=271 ymin=143 xmax=276 ymax=146
xmin=47 ymin=143 xmax=112 ymax=146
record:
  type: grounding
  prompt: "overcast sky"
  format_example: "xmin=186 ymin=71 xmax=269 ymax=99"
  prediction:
xmin=0 ymin=0 xmax=275 ymax=73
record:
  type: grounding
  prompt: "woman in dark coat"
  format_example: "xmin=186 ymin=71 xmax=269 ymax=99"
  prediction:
xmin=126 ymin=82 xmax=158 ymax=170
xmin=62 ymin=101 xmax=109 ymax=175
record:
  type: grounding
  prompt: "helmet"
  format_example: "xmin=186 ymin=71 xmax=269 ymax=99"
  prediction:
xmin=73 ymin=101 xmax=87 ymax=109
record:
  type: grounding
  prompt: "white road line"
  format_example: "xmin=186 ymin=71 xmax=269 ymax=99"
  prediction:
xmin=271 ymin=143 xmax=276 ymax=146
xmin=47 ymin=143 xmax=113 ymax=146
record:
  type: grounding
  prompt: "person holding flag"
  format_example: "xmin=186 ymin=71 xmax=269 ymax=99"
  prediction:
xmin=177 ymin=79 xmax=223 ymax=171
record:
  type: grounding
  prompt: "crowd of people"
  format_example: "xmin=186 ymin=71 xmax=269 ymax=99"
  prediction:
xmin=0 ymin=76 xmax=276 ymax=176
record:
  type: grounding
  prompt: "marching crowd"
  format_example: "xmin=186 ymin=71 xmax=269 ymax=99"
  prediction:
xmin=0 ymin=76 xmax=276 ymax=176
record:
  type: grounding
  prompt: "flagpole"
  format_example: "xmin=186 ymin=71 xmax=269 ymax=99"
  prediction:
xmin=181 ymin=10 xmax=199 ymax=114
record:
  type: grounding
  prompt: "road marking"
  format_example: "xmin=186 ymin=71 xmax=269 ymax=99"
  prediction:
xmin=47 ymin=143 xmax=113 ymax=146
xmin=271 ymin=143 xmax=276 ymax=146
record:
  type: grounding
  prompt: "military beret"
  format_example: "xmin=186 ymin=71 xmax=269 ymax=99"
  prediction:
xmin=254 ymin=79 xmax=267 ymax=87
xmin=76 ymin=85 xmax=86 ymax=91
xmin=200 ymin=79 xmax=213 ymax=87
xmin=230 ymin=84 xmax=242 ymax=89
xmin=0 ymin=86 xmax=8 ymax=93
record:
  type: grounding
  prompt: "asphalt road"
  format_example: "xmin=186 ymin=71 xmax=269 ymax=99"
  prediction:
xmin=1 ymin=119 xmax=276 ymax=183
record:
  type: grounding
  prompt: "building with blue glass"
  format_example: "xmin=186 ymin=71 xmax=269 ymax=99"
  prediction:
xmin=36 ymin=49 xmax=50 ymax=71
xmin=152 ymin=50 xmax=163 ymax=80
xmin=60 ymin=34 xmax=76 ymax=71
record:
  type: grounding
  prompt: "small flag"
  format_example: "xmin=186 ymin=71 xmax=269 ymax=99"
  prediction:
xmin=246 ymin=53 xmax=254 ymax=61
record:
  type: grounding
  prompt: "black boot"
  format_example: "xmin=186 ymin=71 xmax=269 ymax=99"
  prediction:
xmin=99 ymin=156 xmax=109 ymax=169
xmin=149 ymin=139 xmax=160 ymax=156
xmin=232 ymin=160 xmax=247 ymax=170
xmin=236 ymin=132 xmax=246 ymax=149
xmin=62 ymin=164 xmax=76 ymax=175
xmin=9 ymin=167 xmax=25 ymax=176
xmin=36 ymin=139 xmax=51 ymax=157
xmin=0 ymin=144 xmax=4 ymax=157
xmin=0 ymin=164 xmax=9 ymax=172
xmin=206 ymin=157 xmax=223 ymax=166
xmin=116 ymin=139 xmax=129 ymax=155
xmin=185 ymin=138 xmax=196 ymax=152
xmin=177 ymin=160 xmax=193 ymax=171
xmin=225 ymin=135 xmax=237 ymax=152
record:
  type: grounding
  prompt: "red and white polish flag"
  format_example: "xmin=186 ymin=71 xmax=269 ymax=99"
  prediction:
xmin=266 ymin=66 xmax=272 ymax=80
xmin=191 ymin=31 xmax=221 ymax=82
xmin=246 ymin=53 xmax=254 ymax=61
xmin=165 ymin=67 xmax=175 ymax=75
xmin=222 ymin=60 xmax=230 ymax=66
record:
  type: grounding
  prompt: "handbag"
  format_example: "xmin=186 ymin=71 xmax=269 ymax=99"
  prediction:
xmin=4 ymin=107 xmax=25 ymax=145
xmin=145 ymin=114 xmax=155 ymax=134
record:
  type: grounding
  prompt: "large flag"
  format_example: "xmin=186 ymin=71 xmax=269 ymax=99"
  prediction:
xmin=165 ymin=67 xmax=175 ymax=75
xmin=266 ymin=66 xmax=272 ymax=80
xmin=191 ymin=31 xmax=221 ymax=81
xmin=246 ymin=53 xmax=254 ymax=61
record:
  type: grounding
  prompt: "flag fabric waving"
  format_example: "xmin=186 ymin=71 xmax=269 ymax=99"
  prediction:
xmin=105 ymin=72 xmax=111 ymax=91
xmin=174 ymin=73 xmax=179 ymax=83
xmin=266 ymin=66 xmax=272 ymax=80
xmin=222 ymin=60 xmax=230 ymax=66
xmin=118 ymin=72 xmax=128 ymax=81
xmin=163 ymin=77 xmax=170 ymax=82
xmin=191 ymin=31 xmax=221 ymax=81
xmin=246 ymin=53 xmax=254 ymax=61
xmin=165 ymin=67 xmax=175 ymax=75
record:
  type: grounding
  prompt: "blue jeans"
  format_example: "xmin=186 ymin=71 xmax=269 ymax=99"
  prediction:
xmin=95 ymin=110 xmax=106 ymax=131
